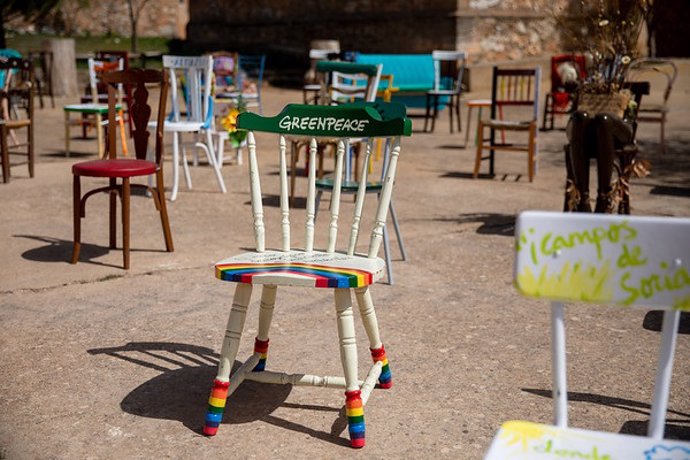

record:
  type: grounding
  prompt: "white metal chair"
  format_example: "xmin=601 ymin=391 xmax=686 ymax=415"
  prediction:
xmin=424 ymin=50 xmax=467 ymax=133
xmin=627 ymin=58 xmax=678 ymax=154
xmin=485 ymin=211 xmax=690 ymax=459
xmin=202 ymin=102 xmax=412 ymax=448
xmin=63 ymin=57 xmax=128 ymax=158
xmin=150 ymin=55 xmax=226 ymax=202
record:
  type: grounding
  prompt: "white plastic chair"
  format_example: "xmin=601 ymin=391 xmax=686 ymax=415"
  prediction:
xmin=202 ymin=102 xmax=411 ymax=448
xmin=150 ymin=55 xmax=226 ymax=202
xmin=485 ymin=211 xmax=690 ymax=459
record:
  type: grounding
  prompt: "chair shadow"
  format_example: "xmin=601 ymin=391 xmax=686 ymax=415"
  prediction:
xmin=247 ymin=195 xmax=307 ymax=209
xmin=87 ymin=341 xmax=349 ymax=446
xmin=441 ymin=171 xmax=524 ymax=182
xmin=642 ymin=311 xmax=690 ymax=334
xmin=14 ymin=234 xmax=165 ymax=268
xmin=42 ymin=150 xmax=93 ymax=158
xmin=523 ymin=388 xmax=690 ymax=437
xmin=649 ymin=185 xmax=690 ymax=198
xmin=432 ymin=212 xmax=515 ymax=237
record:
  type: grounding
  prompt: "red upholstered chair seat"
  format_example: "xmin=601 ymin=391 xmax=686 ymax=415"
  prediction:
xmin=72 ymin=158 xmax=157 ymax=178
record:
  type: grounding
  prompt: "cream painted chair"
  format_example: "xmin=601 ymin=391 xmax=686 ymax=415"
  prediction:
xmin=150 ymin=55 xmax=226 ymax=202
xmin=202 ymin=102 xmax=411 ymax=448
xmin=485 ymin=211 xmax=690 ymax=459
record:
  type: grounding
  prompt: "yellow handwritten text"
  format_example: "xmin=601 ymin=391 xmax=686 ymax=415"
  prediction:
xmin=620 ymin=266 xmax=690 ymax=306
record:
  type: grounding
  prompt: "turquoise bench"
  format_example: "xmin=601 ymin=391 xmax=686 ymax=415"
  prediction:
xmin=354 ymin=53 xmax=437 ymax=109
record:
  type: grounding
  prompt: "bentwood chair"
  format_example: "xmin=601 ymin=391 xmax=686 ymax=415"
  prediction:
xmin=485 ymin=211 xmax=690 ymax=459
xmin=150 ymin=55 xmax=226 ymax=201
xmin=64 ymin=57 xmax=128 ymax=158
xmin=0 ymin=58 xmax=34 ymax=183
xmin=627 ymin=58 xmax=677 ymax=154
xmin=202 ymin=102 xmax=411 ymax=448
xmin=71 ymin=69 xmax=173 ymax=269
xmin=474 ymin=66 xmax=541 ymax=182
xmin=424 ymin=50 xmax=467 ymax=133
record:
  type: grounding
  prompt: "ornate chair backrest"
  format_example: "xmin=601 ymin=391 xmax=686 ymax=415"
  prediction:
xmin=101 ymin=69 xmax=168 ymax=163
xmin=491 ymin=66 xmax=541 ymax=121
xmin=316 ymin=61 xmax=382 ymax=105
xmin=87 ymin=57 xmax=124 ymax=103
xmin=515 ymin=211 xmax=690 ymax=438
xmin=627 ymin=58 xmax=677 ymax=106
xmin=236 ymin=101 xmax=411 ymax=257
xmin=0 ymin=58 xmax=34 ymax=119
xmin=162 ymin=55 xmax=213 ymax=127
xmin=431 ymin=50 xmax=467 ymax=93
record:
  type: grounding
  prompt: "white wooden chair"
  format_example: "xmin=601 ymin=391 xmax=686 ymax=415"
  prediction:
xmin=424 ymin=50 xmax=467 ymax=133
xmin=485 ymin=211 xmax=690 ymax=459
xmin=149 ymin=55 xmax=226 ymax=202
xmin=63 ymin=57 xmax=128 ymax=158
xmin=202 ymin=102 xmax=411 ymax=448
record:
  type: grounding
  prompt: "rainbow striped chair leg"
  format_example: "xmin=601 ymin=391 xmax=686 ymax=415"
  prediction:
xmin=335 ymin=288 xmax=367 ymax=448
xmin=203 ymin=284 xmax=253 ymax=436
xmin=355 ymin=286 xmax=392 ymax=388
xmin=253 ymin=285 xmax=276 ymax=372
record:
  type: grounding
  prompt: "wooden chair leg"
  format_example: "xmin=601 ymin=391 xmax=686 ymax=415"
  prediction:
xmin=1 ymin=125 xmax=9 ymax=183
xmin=122 ymin=177 xmax=130 ymax=270
xmin=109 ymin=178 xmax=117 ymax=249
xmin=28 ymin=120 xmax=34 ymax=178
xmin=660 ymin=113 xmax=666 ymax=154
xmin=423 ymin=94 xmax=432 ymax=133
xmin=335 ymin=288 xmax=365 ymax=448
xmin=354 ymin=286 xmax=392 ymax=389
xmin=96 ymin=113 xmax=104 ymax=159
xmin=70 ymin=174 xmax=82 ymax=264
xmin=64 ymin=111 xmax=70 ymax=157
xmin=465 ymin=104 xmax=473 ymax=146
xmin=118 ymin=110 xmax=129 ymax=156
xmin=204 ymin=283 xmax=253 ymax=436
xmin=473 ymin=121 xmax=484 ymax=178
xmin=254 ymin=284 xmax=277 ymax=371
xmin=528 ymin=123 xmax=536 ymax=182
xmin=155 ymin=170 xmax=174 ymax=252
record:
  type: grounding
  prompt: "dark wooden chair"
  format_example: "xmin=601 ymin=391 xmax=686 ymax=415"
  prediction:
xmin=71 ymin=68 xmax=173 ymax=269
xmin=473 ymin=66 xmax=541 ymax=182
xmin=0 ymin=58 xmax=34 ymax=183
xmin=423 ymin=50 xmax=467 ymax=133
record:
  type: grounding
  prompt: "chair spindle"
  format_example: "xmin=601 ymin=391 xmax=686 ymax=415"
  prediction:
xmin=247 ymin=131 xmax=265 ymax=252
xmin=327 ymin=140 xmax=346 ymax=253
xmin=348 ymin=140 xmax=374 ymax=256
xmin=278 ymin=135 xmax=290 ymax=251
xmin=368 ymin=137 xmax=401 ymax=259
xmin=305 ymin=138 xmax=317 ymax=252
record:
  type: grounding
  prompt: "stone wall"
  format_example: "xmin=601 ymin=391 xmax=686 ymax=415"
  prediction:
xmin=187 ymin=0 xmax=569 ymax=66
xmin=9 ymin=0 xmax=188 ymax=39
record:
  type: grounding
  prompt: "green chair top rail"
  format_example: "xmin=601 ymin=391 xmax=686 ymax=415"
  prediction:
xmin=237 ymin=102 xmax=412 ymax=138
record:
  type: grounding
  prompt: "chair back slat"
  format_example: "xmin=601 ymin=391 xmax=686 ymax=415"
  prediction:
xmin=278 ymin=135 xmax=291 ymax=252
xmin=305 ymin=138 xmax=317 ymax=252
xmin=368 ymin=137 xmax=401 ymax=259
xmin=103 ymin=69 xmax=167 ymax=162
xmin=347 ymin=139 xmax=374 ymax=256
xmin=327 ymin=140 xmax=346 ymax=253
xmin=247 ymin=131 xmax=265 ymax=252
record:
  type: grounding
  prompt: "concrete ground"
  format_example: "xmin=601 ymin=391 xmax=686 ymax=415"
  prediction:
xmin=1 ymin=60 xmax=689 ymax=459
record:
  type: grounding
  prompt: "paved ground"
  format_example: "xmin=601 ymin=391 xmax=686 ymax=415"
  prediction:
xmin=1 ymin=60 xmax=689 ymax=459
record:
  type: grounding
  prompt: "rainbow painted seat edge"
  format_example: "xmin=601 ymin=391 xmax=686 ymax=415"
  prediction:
xmin=215 ymin=250 xmax=386 ymax=288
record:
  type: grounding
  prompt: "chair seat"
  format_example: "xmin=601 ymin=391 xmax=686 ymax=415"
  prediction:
xmin=467 ymin=99 xmax=492 ymax=107
xmin=148 ymin=120 xmax=205 ymax=132
xmin=483 ymin=119 xmax=534 ymax=130
xmin=215 ymin=250 xmax=386 ymax=288
xmin=72 ymin=158 xmax=157 ymax=178
xmin=316 ymin=177 xmax=383 ymax=192
xmin=484 ymin=420 xmax=690 ymax=459
xmin=427 ymin=89 xmax=458 ymax=96
xmin=64 ymin=103 xmax=122 ymax=114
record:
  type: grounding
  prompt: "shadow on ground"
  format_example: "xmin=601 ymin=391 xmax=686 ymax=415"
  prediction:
xmin=87 ymin=342 xmax=350 ymax=446
xmin=431 ymin=212 xmax=516 ymax=237
xmin=523 ymin=388 xmax=690 ymax=440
